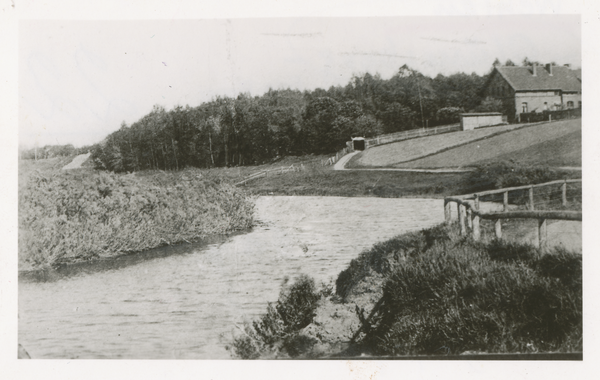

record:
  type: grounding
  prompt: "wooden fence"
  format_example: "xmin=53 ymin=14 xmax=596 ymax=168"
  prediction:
xmin=235 ymin=164 xmax=304 ymax=186
xmin=444 ymin=179 xmax=582 ymax=249
xmin=364 ymin=124 xmax=461 ymax=149
xmin=322 ymin=146 xmax=352 ymax=166
xmin=321 ymin=124 xmax=461 ymax=166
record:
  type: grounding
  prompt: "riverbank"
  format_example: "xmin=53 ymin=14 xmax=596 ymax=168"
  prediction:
xmin=18 ymin=164 xmax=254 ymax=271
xmin=19 ymin=196 xmax=446 ymax=359
xmin=230 ymin=222 xmax=582 ymax=359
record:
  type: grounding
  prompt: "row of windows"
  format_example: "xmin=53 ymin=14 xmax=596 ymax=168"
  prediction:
xmin=521 ymin=100 xmax=581 ymax=113
xmin=494 ymin=89 xmax=562 ymax=98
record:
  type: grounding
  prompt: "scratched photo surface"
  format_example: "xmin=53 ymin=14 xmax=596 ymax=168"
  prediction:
xmin=18 ymin=16 xmax=582 ymax=360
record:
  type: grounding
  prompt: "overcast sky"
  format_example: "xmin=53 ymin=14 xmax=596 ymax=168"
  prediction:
xmin=19 ymin=15 xmax=581 ymax=148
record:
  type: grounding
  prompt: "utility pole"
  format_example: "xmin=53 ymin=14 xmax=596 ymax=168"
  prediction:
xmin=417 ymin=80 xmax=425 ymax=130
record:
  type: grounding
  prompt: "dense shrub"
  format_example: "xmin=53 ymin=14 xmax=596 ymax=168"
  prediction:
xmin=336 ymin=224 xmax=454 ymax=301
xmin=19 ymin=168 xmax=254 ymax=269
xmin=469 ymin=160 xmax=568 ymax=190
xmin=228 ymin=275 xmax=332 ymax=359
xmin=356 ymin=232 xmax=582 ymax=355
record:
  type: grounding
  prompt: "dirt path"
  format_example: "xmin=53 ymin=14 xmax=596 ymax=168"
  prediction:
xmin=333 ymin=151 xmax=471 ymax=173
xmin=62 ymin=153 xmax=91 ymax=170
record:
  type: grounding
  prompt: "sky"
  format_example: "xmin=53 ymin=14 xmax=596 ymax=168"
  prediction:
xmin=18 ymin=15 xmax=581 ymax=149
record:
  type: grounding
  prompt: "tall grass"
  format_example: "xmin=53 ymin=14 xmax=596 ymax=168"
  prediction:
xmin=231 ymin=224 xmax=582 ymax=358
xmin=19 ymin=168 xmax=254 ymax=269
xmin=352 ymin=228 xmax=582 ymax=356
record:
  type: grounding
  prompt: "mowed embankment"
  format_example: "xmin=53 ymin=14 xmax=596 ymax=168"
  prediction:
xmin=350 ymin=119 xmax=581 ymax=169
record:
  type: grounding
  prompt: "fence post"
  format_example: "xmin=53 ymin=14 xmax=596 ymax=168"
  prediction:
xmin=495 ymin=219 xmax=502 ymax=239
xmin=538 ymin=218 xmax=547 ymax=250
xmin=503 ymin=191 xmax=509 ymax=211
xmin=444 ymin=199 xmax=452 ymax=224
xmin=467 ymin=208 xmax=472 ymax=229
xmin=459 ymin=204 xmax=466 ymax=236
xmin=562 ymin=181 xmax=567 ymax=207
xmin=529 ymin=187 xmax=535 ymax=210
xmin=474 ymin=194 xmax=480 ymax=211
xmin=472 ymin=213 xmax=480 ymax=241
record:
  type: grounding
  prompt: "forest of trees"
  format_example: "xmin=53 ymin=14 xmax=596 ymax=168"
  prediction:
xmin=89 ymin=64 xmax=498 ymax=172
xmin=28 ymin=58 xmax=562 ymax=172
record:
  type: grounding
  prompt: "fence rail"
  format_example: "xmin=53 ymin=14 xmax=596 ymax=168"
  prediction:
xmin=444 ymin=179 xmax=582 ymax=249
xmin=235 ymin=164 xmax=304 ymax=185
xmin=322 ymin=146 xmax=353 ymax=166
xmin=364 ymin=124 xmax=461 ymax=149
xmin=322 ymin=123 xmax=462 ymax=166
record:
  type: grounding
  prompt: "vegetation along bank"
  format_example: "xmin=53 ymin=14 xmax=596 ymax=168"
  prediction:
xmin=18 ymin=164 xmax=254 ymax=271
xmin=228 ymin=223 xmax=581 ymax=359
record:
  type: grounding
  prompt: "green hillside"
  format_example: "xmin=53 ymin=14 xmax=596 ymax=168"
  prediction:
xmin=349 ymin=119 xmax=581 ymax=169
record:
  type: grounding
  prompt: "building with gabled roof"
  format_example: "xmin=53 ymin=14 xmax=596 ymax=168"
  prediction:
xmin=484 ymin=64 xmax=581 ymax=122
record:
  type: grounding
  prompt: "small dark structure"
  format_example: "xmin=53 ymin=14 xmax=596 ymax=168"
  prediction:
xmin=352 ymin=137 xmax=365 ymax=151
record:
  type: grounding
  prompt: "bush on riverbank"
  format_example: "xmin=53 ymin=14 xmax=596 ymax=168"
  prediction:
xmin=19 ymin=168 xmax=254 ymax=269
xmin=345 ymin=225 xmax=582 ymax=356
xmin=230 ymin=223 xmax=581 ymax=358
xmin=468 ymin=160 xmax=575 ymax=191
xmin=228 ymin=275 xmax=333 ymax=359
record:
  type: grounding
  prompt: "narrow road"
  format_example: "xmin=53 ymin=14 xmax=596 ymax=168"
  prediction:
xmin=333 ymin=151 xmax=473 ymax=173
xmin=334 ymin=152 xmax=580 ymax=173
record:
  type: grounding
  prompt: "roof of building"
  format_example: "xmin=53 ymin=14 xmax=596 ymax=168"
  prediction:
xmin=460 ymin=112 xmax=502 ymax=116
xmin=494 ymin=65 xmax=581 ymax=92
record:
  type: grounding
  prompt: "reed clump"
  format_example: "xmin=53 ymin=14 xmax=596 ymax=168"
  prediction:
xmin=19 ymin=168 xmax=254 ymax=269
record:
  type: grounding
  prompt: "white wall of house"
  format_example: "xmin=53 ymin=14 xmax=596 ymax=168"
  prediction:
xmin=563 ymin=93 xmax=582 ymax=108
xmin=514 ymin=91 xmax=562 ymax=113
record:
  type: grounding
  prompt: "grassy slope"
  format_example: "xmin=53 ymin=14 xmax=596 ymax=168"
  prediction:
xmin=240 ymin=165 xmax=476 ymax=198
xmin=394 ymin=119 xmax=581 ymax=169
xmin=350 ymin=123 xmax=527 ymax=167
xmin=476 ymin=130 xmax=581 ymax=167
xmin=349 ymin=119 xmax=581 ymax=169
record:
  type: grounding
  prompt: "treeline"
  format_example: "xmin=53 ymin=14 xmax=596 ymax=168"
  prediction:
xmin=91 ymin=63 xmax=497 ymax=172
xmin=20 ymin=144 xmax=92 ymax=160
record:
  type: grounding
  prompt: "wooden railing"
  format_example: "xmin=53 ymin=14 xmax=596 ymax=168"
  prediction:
xmin=444 ymin=179 xmax=582 ymax=249
xmin=322 ymin=146 xmax=352 ymax=166
xmin=364 ymin=124 xmax=461 ymax=149
xmin=235 ymin=164 xmax=304 ymax=186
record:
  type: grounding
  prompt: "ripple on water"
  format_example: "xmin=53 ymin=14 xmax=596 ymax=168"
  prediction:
xmin=19 ymin=196 xmax=444 ymax=359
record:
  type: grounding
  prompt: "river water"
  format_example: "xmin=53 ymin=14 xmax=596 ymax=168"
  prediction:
xmin=19 ymin=196 xmax=444 ymax=359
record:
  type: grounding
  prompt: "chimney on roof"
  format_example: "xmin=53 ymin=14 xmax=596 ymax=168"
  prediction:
xmin=532 ymin=63 xmax=537 ymax=76
xmin=545 ymin=63 xmax=553 ymax=76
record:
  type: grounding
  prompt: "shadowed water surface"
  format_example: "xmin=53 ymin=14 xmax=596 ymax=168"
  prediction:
xmin=19 ymin=196 xmax=443 ymax=359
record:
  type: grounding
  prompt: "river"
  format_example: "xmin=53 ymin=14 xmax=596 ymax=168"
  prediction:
xmin=19 ymin=196 xmax=444 ymax=359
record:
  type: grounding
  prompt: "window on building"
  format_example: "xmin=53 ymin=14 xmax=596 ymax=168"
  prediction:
xmin=579 ymin=101 xmax=582 ymax=108
xmin=567 ymin=101 xmax=574 ymax=108
xmin=522 ymin=102 xmax=528 ymax=113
